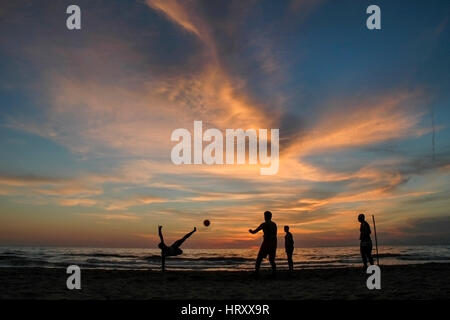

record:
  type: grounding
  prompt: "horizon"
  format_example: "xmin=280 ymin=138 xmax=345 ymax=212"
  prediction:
xmin=2 ymin=243 xmax=450 ymax=250
xmin=1 ymin=0 xmax=450 ymax=249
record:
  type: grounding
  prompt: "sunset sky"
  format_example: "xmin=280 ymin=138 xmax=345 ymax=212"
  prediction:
xmin=0 ymin=0 xmax=449 ymax=248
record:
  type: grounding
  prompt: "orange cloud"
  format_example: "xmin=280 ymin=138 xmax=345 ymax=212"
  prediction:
xmin=146 ymin=0 xmax=203 ymax=39
xmin=84 ymin=213 xmax=141 ymax=221
xmin=286 ymin=92 xmax=426 ymax=157
xmin=105 ymin=195 xmax=167 ymax=211
xmin=59 ymin=198 xmax=98 ymax=207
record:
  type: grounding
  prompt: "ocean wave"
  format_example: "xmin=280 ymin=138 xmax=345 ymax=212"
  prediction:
xmin=1 ymin=246 xmax=449 ymax=271
xmin=398 ymin=255 xmax=450 ymax=261
xmin=374 ymin=253 xmax=406 ymax=258
xmin=143 ymin=255 xmax=252 ymax=262
xmin=67 ymin=253 xmax=139 ymax=259
xmin=0 ymin=256 xmax=53 ymax=267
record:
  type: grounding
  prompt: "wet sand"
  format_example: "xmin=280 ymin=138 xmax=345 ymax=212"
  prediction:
xmin=1 ymin=263 xmax=449 ymax=300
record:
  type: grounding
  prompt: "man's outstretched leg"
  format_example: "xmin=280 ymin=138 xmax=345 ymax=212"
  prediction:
xmin=172 ymin=227 xmax=196 ymax=248
xmin=158 ymin=225 xmax=165 ymax=245
xmin=158 ymin=225 xmax=166 ymax=272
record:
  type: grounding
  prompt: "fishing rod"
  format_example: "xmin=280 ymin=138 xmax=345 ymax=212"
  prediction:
xmin=372 ymin=215 xmax=380 ymax=265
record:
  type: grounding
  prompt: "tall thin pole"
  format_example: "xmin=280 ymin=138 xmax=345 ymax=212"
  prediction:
xmin=372 ymin=215 xmax=380 ymax=265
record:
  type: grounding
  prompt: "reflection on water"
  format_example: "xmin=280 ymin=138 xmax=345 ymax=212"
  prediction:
xmin=0 ymin=245 xmax=449 ymax=271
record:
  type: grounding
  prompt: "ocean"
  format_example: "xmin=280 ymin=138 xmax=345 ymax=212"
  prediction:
xmin=1 ymin=245 xmax=449 ymax=271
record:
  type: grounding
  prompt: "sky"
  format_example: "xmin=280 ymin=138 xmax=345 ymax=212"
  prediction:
xmin=0 ymin=0 xmax=449 ymax=248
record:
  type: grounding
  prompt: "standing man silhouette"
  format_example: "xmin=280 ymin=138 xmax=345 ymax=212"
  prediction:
xmin=249 ymin=211 xmax=277 ymax=276
xmin=284 ymin=226 xmax=294 ymax=272
xmin=358 ymin=214 xmax=374 ymax=270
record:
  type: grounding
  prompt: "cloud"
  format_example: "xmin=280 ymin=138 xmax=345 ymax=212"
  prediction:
xmin=285 ymin=91 xmax=427 ymax=157
xmin=84 ymin=213 xmax=141 ymax=221
xmin=135 ymin=233 xmax=158 ymax=240
xmin=146 ymin=0 xmax=203 ymax=39
xmin=0 ymin=174 xmax=65 ymax=186
xmin=59 ymin=198 xmax=97 ymax=207
xmin=0 ymin=173 xmax=102 ymax=197
xmin=105 ymin=195 xmax=167 ymax=211
xmin=383 ymin=215 xmax=450 ymax=245
xmin=5 ymin=5 xmax=275 ymax=160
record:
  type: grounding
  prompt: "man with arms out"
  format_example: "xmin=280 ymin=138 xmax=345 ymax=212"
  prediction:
xmin=158 ymin=225 xmax=196 ymax=272
xmin=249 ymin=211 xmax=277 ymax=276
xmin=284 ymin=226 xmax=294 ymax=272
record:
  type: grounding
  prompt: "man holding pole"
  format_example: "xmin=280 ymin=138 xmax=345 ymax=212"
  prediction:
xmin=358 ymin=213 xmax=374 ymax=270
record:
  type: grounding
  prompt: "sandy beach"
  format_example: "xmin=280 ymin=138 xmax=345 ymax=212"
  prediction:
xmin=1 ymin=263 xmax=449 ymax=300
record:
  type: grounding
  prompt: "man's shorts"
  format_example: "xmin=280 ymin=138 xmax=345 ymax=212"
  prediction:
xmin=258 ymin=240 xmax=277 ymax=261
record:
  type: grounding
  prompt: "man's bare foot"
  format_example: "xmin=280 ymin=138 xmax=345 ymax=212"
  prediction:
xmin=158 ymin=225 xmax=162 ymax=230
xmin=193 ymin=227 xmax=197 ymax=232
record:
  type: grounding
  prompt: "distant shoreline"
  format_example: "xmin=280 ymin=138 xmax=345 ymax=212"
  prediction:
xmin=1 ymin=263 xmax=449 ymax=299
xmin=0 ymin=260 xmax=447 ymax=271
xmin=2 ymin=245 xmax=449 ymax=271
xmin=2 ymin=244 xmax=450 ymax=249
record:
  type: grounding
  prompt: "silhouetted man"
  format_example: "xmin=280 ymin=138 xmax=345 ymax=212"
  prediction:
xmin=158 ymin=225 xmax=196 ymax=272
xmin=358 ymin=214 xmax=374 ymax=270
xmin=249 ymin=211 xmax=277 ymax=276
xmin=284 ymin=226 xmax=294 ymax=272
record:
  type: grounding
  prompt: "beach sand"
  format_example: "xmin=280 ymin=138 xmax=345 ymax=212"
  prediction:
xmin=1 ymin=263 xmax=449 ymax=300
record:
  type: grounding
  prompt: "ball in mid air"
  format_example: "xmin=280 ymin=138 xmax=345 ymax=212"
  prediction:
xmin=203 ymin=219 xmax=210 ymax=227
